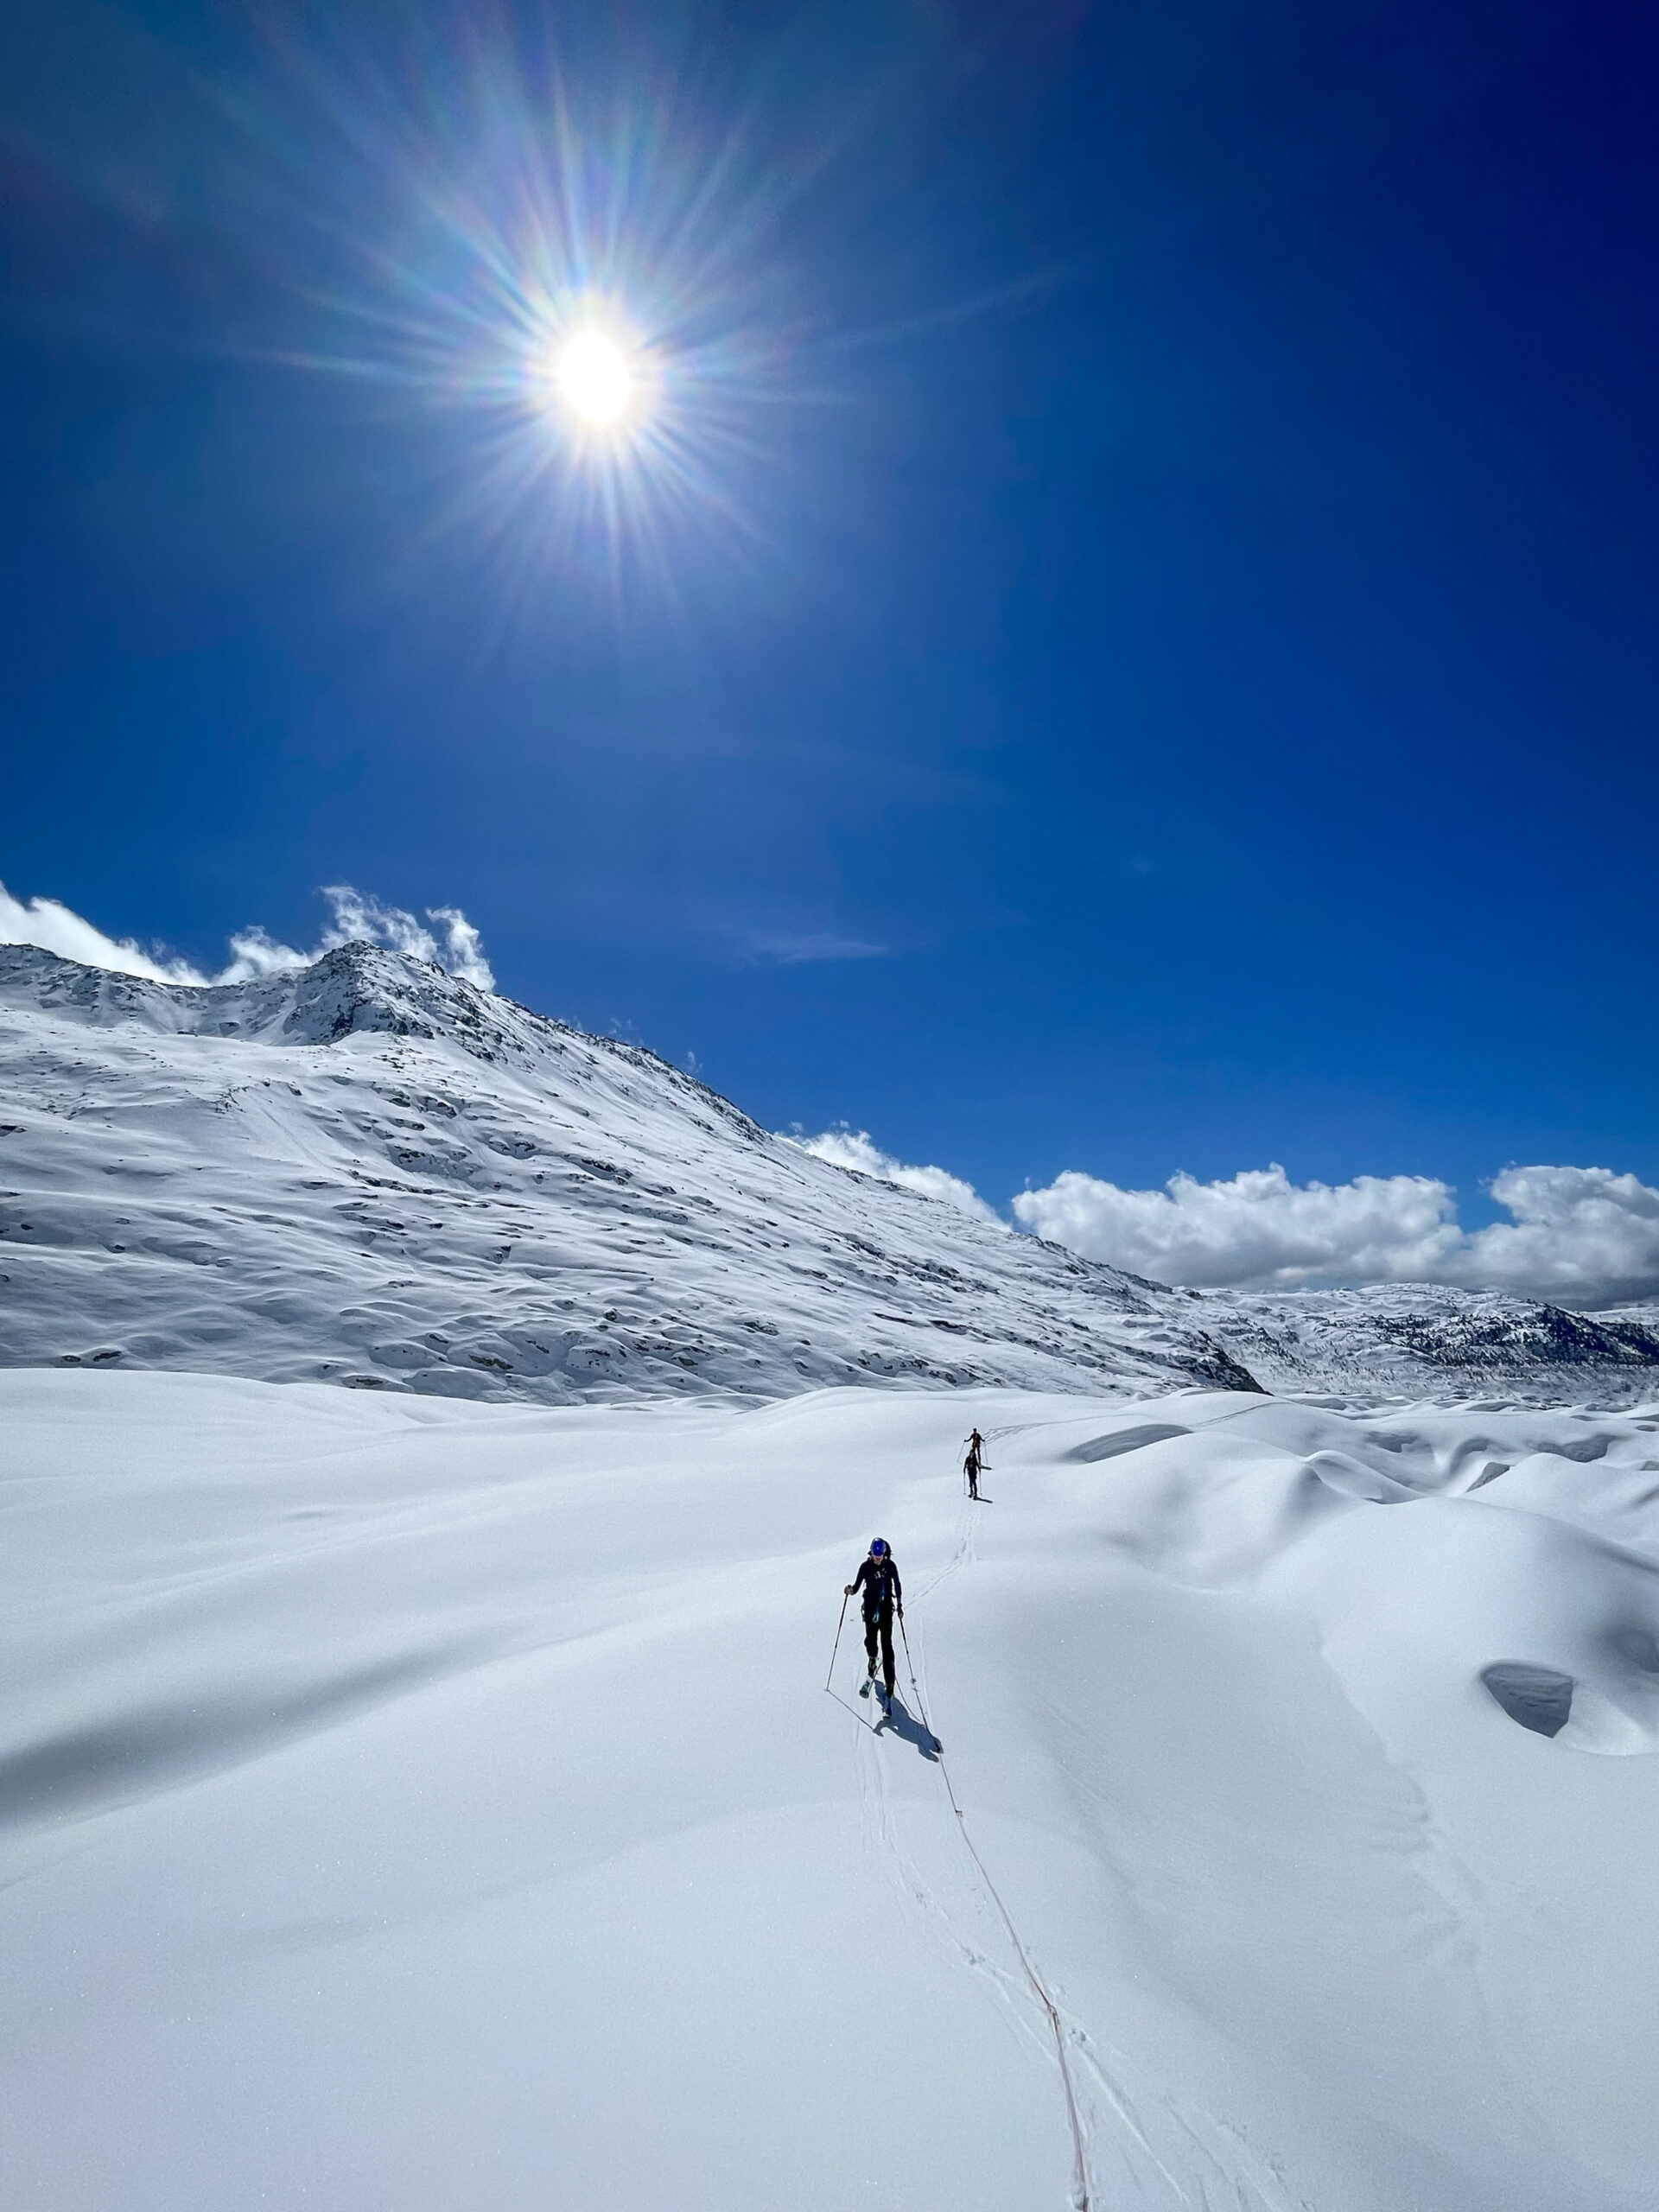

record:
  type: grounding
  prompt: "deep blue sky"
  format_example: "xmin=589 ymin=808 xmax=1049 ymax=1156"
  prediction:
xmin=2 ymin=0 xmax=1655 ymax=1212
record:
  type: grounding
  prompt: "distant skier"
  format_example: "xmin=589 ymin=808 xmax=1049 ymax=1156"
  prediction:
xmin=845 ymin=1539 xmax=902 ymax=1700
xmin=963 ymin=1428 xmax=984 ymax=1500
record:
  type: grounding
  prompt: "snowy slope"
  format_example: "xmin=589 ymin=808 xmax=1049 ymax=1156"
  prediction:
xmin=0 ymin=942 xmax=1258 ymax=1401
xmin=3 ymin=941 xmax=1656 ymax=1406
xmin=5 ymin=1370 xmax=1657 ymax=2211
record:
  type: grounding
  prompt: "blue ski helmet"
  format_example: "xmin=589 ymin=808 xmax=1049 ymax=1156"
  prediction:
xmin=869 ymin=1538 xmax=890 ymax=1556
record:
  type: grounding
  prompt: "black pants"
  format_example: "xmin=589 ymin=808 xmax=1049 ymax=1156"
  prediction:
xmin=864 ymin=1605 xmax=895 ymax=1691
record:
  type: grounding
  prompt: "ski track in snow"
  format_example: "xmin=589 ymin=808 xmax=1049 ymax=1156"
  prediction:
xmin=844 ymin=1569 xmax=1086 ymax=2204
xmin=923 ymin=1738 xmax=1095 ymax=2211
xmin=866 ymin=1452 xmax=1301 ymax=2212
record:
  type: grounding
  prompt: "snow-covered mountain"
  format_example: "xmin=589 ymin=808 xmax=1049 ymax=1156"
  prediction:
xmin=2 ymin=941 xmax=1655 ymax=1404
xmin=1200 ymin=1281 xmax=1659 ymax=1397
xmin=0 ymin=944 xmax=1257 ymax=1400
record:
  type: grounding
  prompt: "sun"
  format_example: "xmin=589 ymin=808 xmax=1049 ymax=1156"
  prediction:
xmin=267 ymin=41 xmax=804 ymax=592
xmin=556 ymin=331 xmax=634 ymax=426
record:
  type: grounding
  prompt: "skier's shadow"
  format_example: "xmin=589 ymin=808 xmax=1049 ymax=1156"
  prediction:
xmin=872 ymin=1691 xmax=943 ymax=1762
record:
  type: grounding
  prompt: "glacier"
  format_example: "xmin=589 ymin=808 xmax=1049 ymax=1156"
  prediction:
xmin=3 ymin=940 xmax=1656 ymax=2210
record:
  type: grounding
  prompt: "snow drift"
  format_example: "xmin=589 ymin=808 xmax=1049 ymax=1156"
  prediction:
xmin=4 ymin=1372 xmax=1656 ymax=2210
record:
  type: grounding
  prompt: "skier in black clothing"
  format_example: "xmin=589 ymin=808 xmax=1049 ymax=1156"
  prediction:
xmin=845 ymin=1539 xmax=902 ymax=1698
xmin=963 ymin=1429 xmax=984 ymax=1500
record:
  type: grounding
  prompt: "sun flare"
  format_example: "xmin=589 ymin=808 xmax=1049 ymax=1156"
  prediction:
xmin=556 ymin=332 xmax=634 ymax=425
xmin=295 ymin=52 xmax=783 ymax=588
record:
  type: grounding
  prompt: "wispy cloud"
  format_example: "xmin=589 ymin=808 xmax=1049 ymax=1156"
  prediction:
xmin=1014 ymin=1161 xmax=1659 ymax=1309
xmin=0 ymin=883 xmax=495 ymax=991
xmin=786 ymin=1125 xmax=1005 ymax=1227
xmin=745 ymin=931 xmax=888 ymax=966
xmin=0 ymin=885 xmax=207 ymax=985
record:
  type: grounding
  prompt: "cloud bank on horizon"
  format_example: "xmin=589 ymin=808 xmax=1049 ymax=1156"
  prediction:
xmin=1014 ymin=1160 xmax=1659 ymax=1310
xmin=0 ymin=882 xmax=494 ymax=992
xmin=798 ymin=1142 xmax=1659 ymax=1310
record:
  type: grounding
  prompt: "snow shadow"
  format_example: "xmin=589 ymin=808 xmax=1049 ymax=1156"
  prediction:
xmin=1482 ymin=1662 xmax=1574 ymax=1738
xmin=1065 ymin=1422 xmax=1188 ymax=1463
xmin=0 ymin=1646 xmax=476 ymax=1833
xmin=873 ymin=1691 xmax=943 ymax=1761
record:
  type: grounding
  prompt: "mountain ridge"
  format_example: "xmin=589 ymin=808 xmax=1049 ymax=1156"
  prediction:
xmin=0 ymin=942 xmax=1261 ymax=1401
xmin=2 ymin=941 xmax=1655 ymax=1405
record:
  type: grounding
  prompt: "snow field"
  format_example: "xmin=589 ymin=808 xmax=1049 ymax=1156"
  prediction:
xmin=3 ymin=1374 xmax=1658 ymax=2209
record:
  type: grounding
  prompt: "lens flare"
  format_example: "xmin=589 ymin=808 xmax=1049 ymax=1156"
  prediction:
xmin=246 ymin=35 xmax=817 ymax=615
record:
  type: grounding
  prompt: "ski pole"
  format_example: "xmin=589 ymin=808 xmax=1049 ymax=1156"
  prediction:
xmin=824 ymin=1590 xmax=849 ymax=1691
xmin=897 ymin=1611 xmax=928 ymax=1727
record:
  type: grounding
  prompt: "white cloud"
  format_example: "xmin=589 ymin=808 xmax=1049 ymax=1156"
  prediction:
xmin=1014 ymin=1166 xmax=1460 ymax=1288
xmin=0 ymin=884 xmax=211 ymax=985
xmin=1459 ymin=1166 xmax=1659 ymax=1308
xmin=1014 ymin=1161 xmax=1659 ymax=1309
xmin=424 ymin=906 xmax=495 ymax=991
xmin=0 ymin=882 xmax=495 ymax=993
xmin=300 ymin=887 xmax=496 ymax=991
xmin=788 ymin=1126 xmax=1007 ymax=1228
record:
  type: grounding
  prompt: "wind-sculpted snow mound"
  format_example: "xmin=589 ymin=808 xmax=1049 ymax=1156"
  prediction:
xmin=0 ymin=943 xmax=1255 ymax=1402
xmin=4 ymin=1372 xmax=1656 ymax=2209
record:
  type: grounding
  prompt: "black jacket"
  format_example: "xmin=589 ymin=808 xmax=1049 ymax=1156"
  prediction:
xmin=852 ymin=1554 xmax=902 ymax=1617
